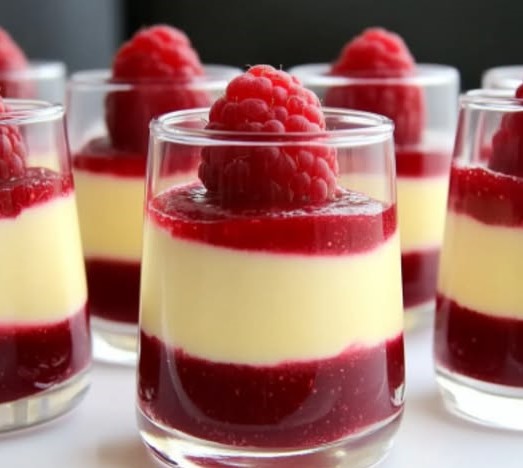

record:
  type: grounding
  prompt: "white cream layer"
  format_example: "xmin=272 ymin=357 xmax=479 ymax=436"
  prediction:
xmin=339 ymin=174 xmax=448 ymax=251
xmin=140 ymin=220 xmax=404 ymax=365
xmin=438 ymin=212 xmax=523 ymax=319
xmin=0 ymin=194 xmax=87 ymax=323
xmin=74 ymin=170 xmax=194 ymax=261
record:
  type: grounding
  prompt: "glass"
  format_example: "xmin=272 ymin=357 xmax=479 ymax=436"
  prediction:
xmin=289 ymin=63 xmax=459 ymax=328
xmin=0 ymin=100 xmax=90 ymax=432
xmin=67 ymin=66 xmax=240 ymax=365
xmin=137 ymin=108 xmax=405 ymax=467
xmin=434 ymin=89 xmax=523 ymax=430
xmin=0 ymin=61 xmax=66 ymax=102
xmin=482 ymin=65 xmax=523 ymax=90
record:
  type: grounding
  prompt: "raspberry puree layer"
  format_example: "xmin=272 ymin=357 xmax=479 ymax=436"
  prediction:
xmin=0 ymin=307 xmax=91 ymax=404
xmin=435 ymin=296 xmax=523 ymax=387
xmin=138 ymin=332 xmax=404 ymax=448
xmin=401 ymin=249 xmax=439 ymax=309
xmin=395 ymin=147 xmax=451 ymax=178
xmin=141 ymin=184 xmax=403 ymax=364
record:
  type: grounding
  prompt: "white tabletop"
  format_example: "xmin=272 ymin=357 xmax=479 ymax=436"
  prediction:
xmin=1 ymin=326 xmax=521 ymax=468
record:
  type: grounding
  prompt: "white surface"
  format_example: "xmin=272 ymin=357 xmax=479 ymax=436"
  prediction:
xmin=0 ymin=326 xmax=521 ymax=468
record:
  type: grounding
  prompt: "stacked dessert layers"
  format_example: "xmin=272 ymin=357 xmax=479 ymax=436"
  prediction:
xmin=0 ymin=98 xmax=90 ymax=403
xmin=435 ymin=85 xmax=523 ymax=386
xmin=138 ymin=65 xmax=404 ymax=447
xmin=72 ymin=26 xmax=210 ymax=325
xmin=324 ymin=28 xmax=452 ymax=312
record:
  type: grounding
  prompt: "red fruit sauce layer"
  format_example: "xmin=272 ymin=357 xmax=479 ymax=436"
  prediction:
xmin=395 ymin=147 xmax=450 ymax=178
xmin=73 ymin=137 xmax=199 ymax=178
xmin=138 ymin=332 xmax=404 ymax=448
xmin=0 ymin=307 xmax=91 ymax=404
xmin=86 ymin=259 xmax=140 ymax=324
xmin=149 ymin=184 xmax=396 ymax=255
xmin=448 ymin=164 xmax=523 ymax=227
xmin=401 ymin=248 xmax=439 ymax=309
xmin=435 ymin=295 xmax=523 ymax=387
xmin=0 ymin=168 xmax=73 ymax=219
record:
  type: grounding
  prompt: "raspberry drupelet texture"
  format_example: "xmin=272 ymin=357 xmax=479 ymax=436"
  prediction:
xmin=489 ymin=83 xmax=523 ymax=178
xmin=105 ymin=25 xmax=209 ymax=154
xmin=326 ymin=27 xmax=425 ymax=146
xmin=0 ymin=96 xmax=26 ymax=180
xmin=199 ymin=65 xmax=338 ymax=206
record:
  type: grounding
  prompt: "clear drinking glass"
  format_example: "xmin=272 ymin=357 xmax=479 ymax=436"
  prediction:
xmin=0 ymin=61 xmax=66 ymax=102
xmin=67 ymin=66 xmax=240 ymax=365
xmin=289 ymin=63 xmax=459 ymax=328
xmin=434 ymin=89 xmax=523 ymax=429
xmin=137 ymin=108 xmax=405 ymax=467
xmin=482 ymin=65 xmax=523 ymax=90
xmin=0 ymin=100 xmax=90 ymax=431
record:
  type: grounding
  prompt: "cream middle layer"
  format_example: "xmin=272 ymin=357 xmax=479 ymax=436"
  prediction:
xmin=438 ymin=211 xmax=523 ymax=319
xmin=74 ymin=170 xmax=194 ymax=261
xmin=339 ymin=174 xmax=448 ymax=251
xmin=0 ymin=194 xmax=87 ymax=322
xmin=140 ymin=221 xmax=403 ymax=365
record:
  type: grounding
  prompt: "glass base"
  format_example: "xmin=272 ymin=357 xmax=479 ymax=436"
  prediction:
xmin=137 ymin=406 xmax=401 ymax=468
xmin=436 ymin=366 xmax=523 ymax=430
xmin=0 ymin=367 xmax=89 ymax=433
xmin=92 ymin=317 xmax=137 ymax=366
xmin=404 ymin=300 xmax=434 ymax=331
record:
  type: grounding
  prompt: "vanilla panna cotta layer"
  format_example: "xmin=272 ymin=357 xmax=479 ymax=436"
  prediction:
xmin=438 ymin=211 xmax=523 ymax=320
xmin=0 ymin=194 xmax=87 ymax=323
xmin=140 ymin=219 xmax=404 ymax=366
xmin=339 ymin=173 xmax=449 ymax=251
xmin=74 ymin=170 xmax=195 ymax=261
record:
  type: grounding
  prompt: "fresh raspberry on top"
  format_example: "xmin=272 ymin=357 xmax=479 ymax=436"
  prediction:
xmin=105 ymin=25 xmax=210 ymax=154
xmin=0 ymin=97 xmax=26 ymax=180
xmin=0 ymin=28 xmax=30 ymax=98
xmin=199 ymin=65 xmax=338 ymax=206
xmin=326 ymin=28 xmax=425 ymax=146
xmin=488 ymin=83 xmax=523 ymax=178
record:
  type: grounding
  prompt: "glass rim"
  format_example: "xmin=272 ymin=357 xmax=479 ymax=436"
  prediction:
xmin=288 ymin=63 xmax=459 ymax=87
xmin=68 ymin=64 xmax=241 ymax=92
xmin=460 ymin=88 xmax=523 ymax=111
xmin=0 ymin=99 xmax=64 ymax=125
xmin=151 ymin=107 xmax=394 ymax=146
xmin=0 ymin=60 xmax=66 ymax=80
xmin=482 ymin=65 xmax=523 ymax=89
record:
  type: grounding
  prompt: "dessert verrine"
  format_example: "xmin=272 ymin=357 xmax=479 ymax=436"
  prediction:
xmin=289 ymin=28 xmax=459 ymax=323
xmin=482 ymin=65 xmax=523 ymax=90
xmin=67 ymin=25 xmax=239 ymax=364
xmin=0 ymin=98 xmax=90 ymax=431
xmin=138 ymin=65 xmax=404 ymax=468
xmin=435 ymin=86 xmax=523 ymax=429
xmin=0 ymin=27 xmax=65 ymax=102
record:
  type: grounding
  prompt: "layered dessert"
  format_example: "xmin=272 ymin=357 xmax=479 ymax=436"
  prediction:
xmin=138 ymin=66 xmax=404 ymax=449
xmin=435 ymin=85 xmax=523 ymax=386
xmin=323 ymin=28 xmax=452 ymax=313
xmin=0 ymin=100 xmax=90 ymax=404
xmin=73 ymin=25 xmax=210 ymax=326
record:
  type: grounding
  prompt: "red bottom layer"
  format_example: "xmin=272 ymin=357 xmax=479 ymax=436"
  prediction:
xmin=85 ymin=259 xmax=140 ymax=324
xmin=0 ymin=308 xmax=91 ymax=404
xmin=401 ymin=248 xmax=439 ymax=310
xmin=138 ymin=332 xmax=404 ymax=448
xmin=435 ymin=295 xmax=523 ymax=387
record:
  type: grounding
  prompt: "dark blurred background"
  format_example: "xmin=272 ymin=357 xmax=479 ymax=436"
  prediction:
xmin=1 ymin=0 xmax=522 ymax=89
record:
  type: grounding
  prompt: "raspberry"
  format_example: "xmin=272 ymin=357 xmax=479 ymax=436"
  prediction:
xmin=105 ymin=25 xmax=210 ymax=154
xmin=0 ymin=28 xmax=30 ymax=98
xmin=488 ymin=83 xmax=523 ymax=178
xmin=199 ymin=65 xmax=338 ymax=206
xmin=326 ymin=28 xmax=425 ymax=146
xmin=0 ymin=97 xmax=26 ymax=180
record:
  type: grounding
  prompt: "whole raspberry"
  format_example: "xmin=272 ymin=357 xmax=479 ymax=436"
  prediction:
xmin=0 ymin=28 xmax=30 ymax=98
xmin=0 ymin=97 xmax=26 ymax=180
xmin=105 ymin=25 xmax=210 ymax=154
xmin=488 ymin=83 xmax=523 ymax=178
xmin=326 ymin=28 xmax=425 ymax=146
xmin=199 ymin=65 xmax=338 ymax=206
